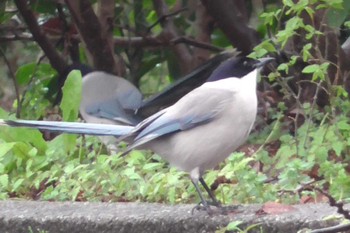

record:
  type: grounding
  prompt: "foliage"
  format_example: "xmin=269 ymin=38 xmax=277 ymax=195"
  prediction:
xmin=249 ymin=0 xmax=350 ymax=204
xmin=2 ymin=75 xmax=350 ymax=205
xmin=216 ymin=221 xmax=262 ymax=233
xmin=1 ymin=0 xmax=350 ymax=213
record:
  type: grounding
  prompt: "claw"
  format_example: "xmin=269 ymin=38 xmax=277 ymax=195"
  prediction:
xmin=191 ymin=203 xmax=241 ymax=215
xmin=191 ymin=202 xmax=214 ymax=215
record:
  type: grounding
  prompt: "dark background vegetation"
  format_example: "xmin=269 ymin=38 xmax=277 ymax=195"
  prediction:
xmin=1 ymin=0 xmax=350 ymax=219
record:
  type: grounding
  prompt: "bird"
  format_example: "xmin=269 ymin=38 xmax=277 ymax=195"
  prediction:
xmin=79 ymin=53 xmax=262 ymax=127
xmin=79 ymin=52 xmax=235 ymax=151
xmin=79 ymin=52 xmax=235 ymax=127
xmin=0 ymin=57 xmax=274 ymax=214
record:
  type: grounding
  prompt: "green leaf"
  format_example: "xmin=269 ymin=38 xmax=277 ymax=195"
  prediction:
xmin=275 ymin=145 xmax=297 ymax=169
xmin=60 ymin=70 xmax=82 ymax=121
xmin=315 ymin=147 xmax=328 ymax=162
xmin=304 ymin=7 xmax=315 ymax=20
xmin=254 ymin=48 xmax=268 ymax=58
xmin=260 ymin=40 xmax=277 ymax=52
xmin=268 ymin=71 xmax=280 ymax=81
xmin=260 ymin=11 xmax=276 ymax=25
xmin=0 ymin=142 xmax=16 ymax=158
xmin=0 ymin=174 xmax=8 ymax=188
xmin=332 ymin=141 xmax=344 ymax=156
xmin=12 ymin=142 xmax=33 ymax=159
xmin=283 ymin=0 xmax=294 ymax=7
xmin=277 ymin=63 xmax=289 ymax=73
xmin=47 ymin=134 xmax=77 ymax=156
xmin=167 ymin=186 xmax=176 ymax=204
xmin=337 ymin=120 xmax=350 ymax=130
xmin=302 ymin=43 xmax=313 ymax=61
xmin=0 ymin=127 xmax=47 ymax=153
xmin=16 ymin=63 xmax=56 ymax=86
xmin=327 ymin=8 xmax=348 ymax=28
xmin=122 ymin=167 xmax=142 ymax=180
xmin=143 ymin=162 xmax=163 ymax=171
xmin=302 ymin=64 xmax=319 ymax=73
xmin=226 ymin=221 xmax=243 ymax=231
xmin=11 ymin=178 xmax=24 ymax=192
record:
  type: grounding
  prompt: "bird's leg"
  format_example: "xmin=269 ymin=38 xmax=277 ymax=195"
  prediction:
xmin=199 ymin=177 xmax=221 ymax=207
xmin=191 ymin=179 xmax=212 ymax=215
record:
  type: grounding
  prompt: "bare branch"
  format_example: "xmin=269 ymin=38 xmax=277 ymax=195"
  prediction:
xmin=113 ymin=35 xmax=223 ymax=52
xmin=0 ymin=34 xmax=33 ymax=42
xmin=309 ymin=187 xmax=350 ymax=233
xmin=64 ymin=0 xmax=125 ymax=75
xmin=171 ymin=36 xmax=222 ymax=52
xmin=314 ymin=187 xmax=350 ymax=220
xmin=114 ymin=36 xmax=162 ymax=48
xmin=97 ymin=0 xmax=126 ymax=74
xmin=14 ymin=0 xmax=69 ymax=75
xmin=310 ymin=223 xmax=350 ymax=233
xmin=200 ymin=0 xmax=260 ymax=55
xmin=0 ymin=48 xmax=21 ymax=117
xmin=192 ymin=1 xmax=215 ymax=63
xmin=148 ymin=7 xmax=188 ymax=32
xmin=152 ymin=0 xmax=193 ymax=75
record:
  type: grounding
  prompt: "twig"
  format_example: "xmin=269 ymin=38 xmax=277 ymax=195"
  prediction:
xmin=310 ymin=223 xmax=350 ymax=233
xmin=171 ymin=36 xmax=223 ymax=52
xmin=0 ymin=34 xmax=33 ymax=42
xmin=302 ymin=81 xmax=322 ymax=149
xmin=200 ymin=0 xmax=260 ymax=55
xmin=152 ymin=0 xmax=193 ymax=74
xmin=114 ymin=35 xmax=163 ymax=47
xmin=309 ymin=187 xmax=350 ymax=233
xmin=18 ymin=56 xmax=46 ymax=114
xmin=314 ymin=187 xmax=350 ymax=220
xmin=148 ymin=7 xmax=187 ymax=32
xmin=64 ymin=0 xmax=124 ymax=75
xmin=293 ymin=81 xmax=302 ymax=156
xmin=14 ymin=0 xmax=68 ymax=75
xmin=298 ymin=80 xmax=330 ymax=96
xmin=278 ymin=179 xmax=318 ymax=199
xmin=113 ymin=34 xmax=223 ymax=52
xmin=0 ymin=48 xmax=21 ymax=117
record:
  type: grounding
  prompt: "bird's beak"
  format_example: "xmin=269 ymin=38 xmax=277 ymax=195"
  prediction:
xmin=254 ymin=57 xmax=275 ymax=68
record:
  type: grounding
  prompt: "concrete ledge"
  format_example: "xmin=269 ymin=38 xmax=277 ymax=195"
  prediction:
xmin=0 ymin=201 xmax=344 ymax=233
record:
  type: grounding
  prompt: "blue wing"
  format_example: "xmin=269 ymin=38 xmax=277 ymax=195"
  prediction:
xmin=85 ymin=98 xmax=142 ymax=125
xmin=126 ymin=87 xmax=233 ymax=151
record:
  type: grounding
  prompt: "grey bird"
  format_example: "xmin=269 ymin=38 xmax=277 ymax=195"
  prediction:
xmin=79 ymin=52 xmax=235 ymax=127
xmin=79 ymin=54 xmax=255 ymax=152
xmin=78 ymin=53 xmax=235 ymax=151
xmin=0 ymin=57 xmax=274 ymax=213
xmin=81 ymin=71 xmax=143 ymax=126
xmin=80 ymin=54 xmax=261 ymax=127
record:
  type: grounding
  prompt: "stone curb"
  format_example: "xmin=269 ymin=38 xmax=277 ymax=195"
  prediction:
xmin=0 ymin=201 xmax=344 ymax=233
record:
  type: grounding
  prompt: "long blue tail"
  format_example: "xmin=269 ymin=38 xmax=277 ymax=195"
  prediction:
xmin=0 ymin=119 xmax=133 ymax=136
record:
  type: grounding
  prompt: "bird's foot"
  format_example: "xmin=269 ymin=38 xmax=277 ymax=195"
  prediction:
xmin=208 ymin=200 xmax=222 ymax=208
xmin=191 ymin=203 xmax=241 ymax=216
xmin=191 ymin=201 xmax=223 ymax=215
xmin=191 ymin=202 xmax=214 ymax=215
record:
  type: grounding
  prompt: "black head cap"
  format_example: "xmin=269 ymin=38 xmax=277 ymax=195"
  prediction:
xmin=206 ymin=56 xmax=274 ymax=82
